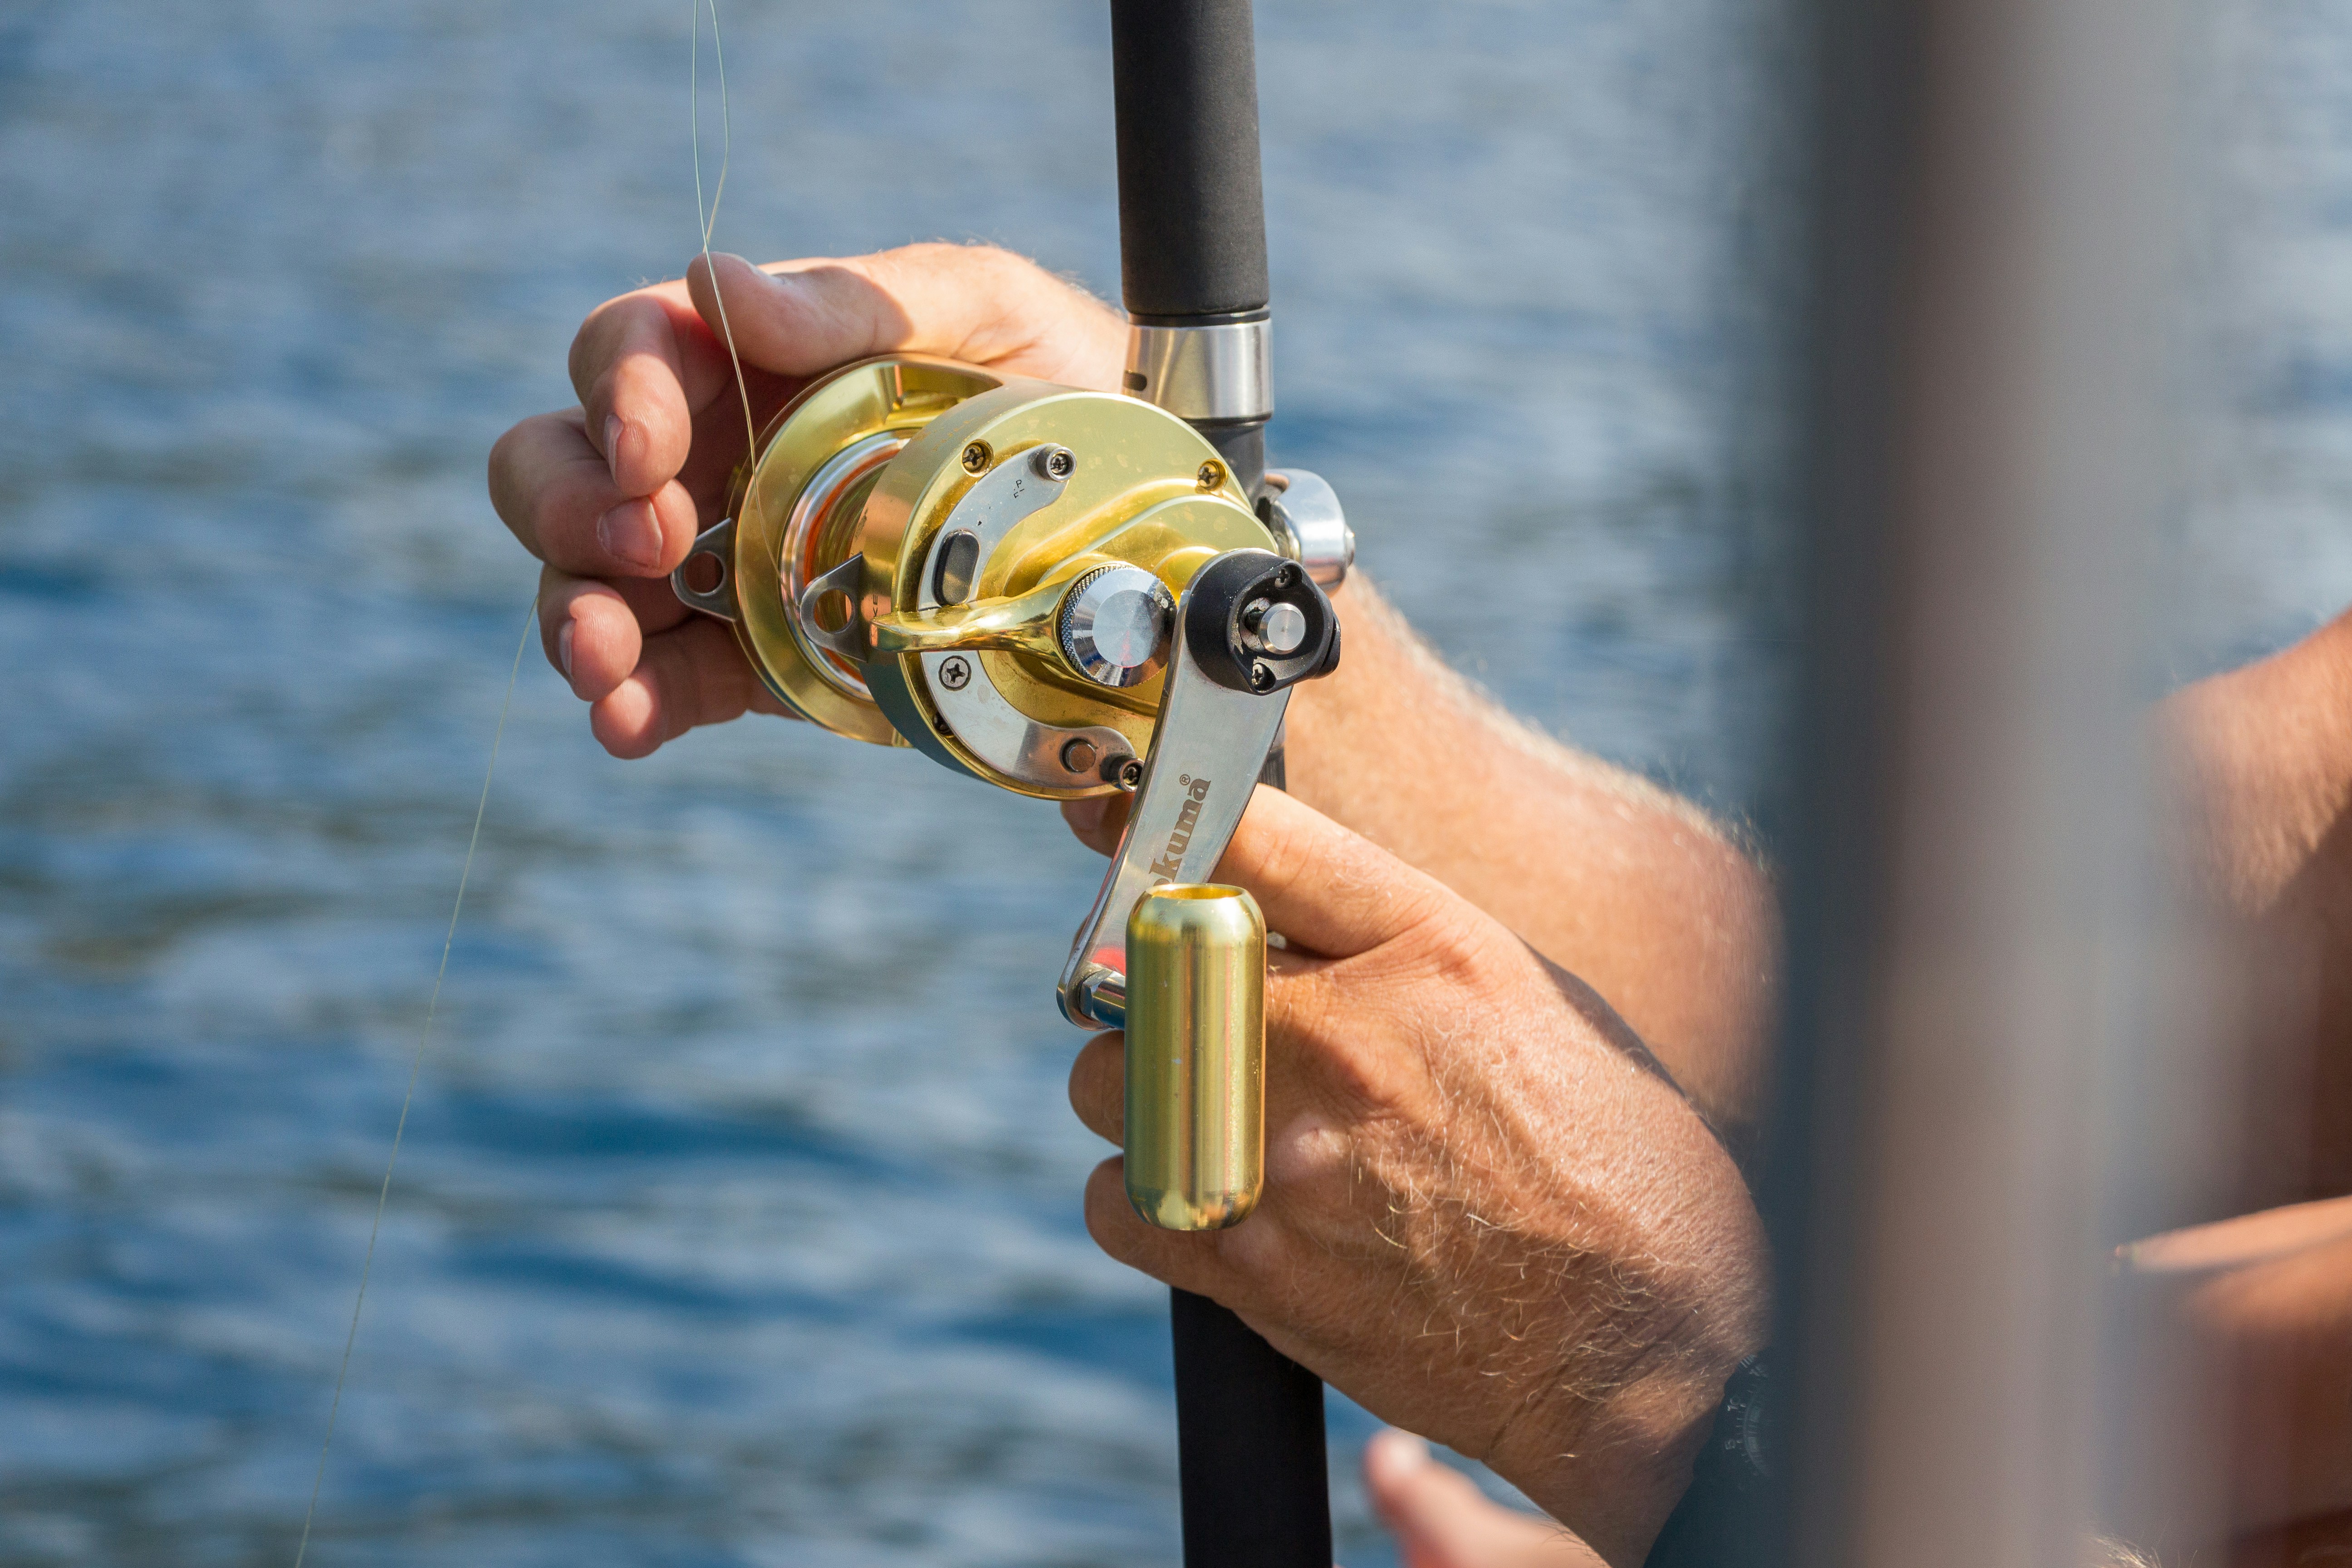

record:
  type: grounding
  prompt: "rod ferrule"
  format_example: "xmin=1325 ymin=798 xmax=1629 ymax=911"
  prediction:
xmin=1123 ymin=319 xmax=1274 ymax=424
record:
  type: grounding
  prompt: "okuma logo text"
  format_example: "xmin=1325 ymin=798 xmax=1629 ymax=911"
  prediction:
xmin=1149 ymin=775 xmax=1212 ymax=878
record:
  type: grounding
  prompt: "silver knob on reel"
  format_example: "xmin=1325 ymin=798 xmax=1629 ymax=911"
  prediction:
xmin=1058 ymin=565 xmax=1175 ymax=688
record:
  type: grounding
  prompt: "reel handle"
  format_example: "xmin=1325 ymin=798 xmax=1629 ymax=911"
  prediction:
xmin=1062 ymin=547 xmax=1337 ymax=1568
xmin=1058 ymin=549 xmax=1338 ymax=1044
xmin=1125 ymin=883 xmax=1266 ymax=1231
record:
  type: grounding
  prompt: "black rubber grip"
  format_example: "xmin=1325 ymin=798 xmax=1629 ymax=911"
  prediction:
xmin=1171 ymin=1288 xmax=1332 ymax=1568
xmin=1108 ymin=0 xmax=1270 ymax=322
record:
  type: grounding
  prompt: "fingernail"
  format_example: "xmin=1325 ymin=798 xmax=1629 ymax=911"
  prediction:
xmin=1367 ymin=1429 xmax=1431 ymax=1487
xmin=557 ymin=619 xmax=576 ymax=680
xmin=597 ymin=500 xmax=664 ymax=569
xmin=604 ymin=415 xmax=627 ymax=479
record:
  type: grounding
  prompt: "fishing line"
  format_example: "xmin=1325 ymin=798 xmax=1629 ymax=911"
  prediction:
xmin=692 ymin=0 xmax=760 ymax=461
xmin=295 ymin=15 xmax=750 ymax=1558
xmin=290 ymin=599 xmax=534 ymax=1568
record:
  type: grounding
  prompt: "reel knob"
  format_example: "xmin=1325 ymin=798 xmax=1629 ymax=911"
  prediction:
xmin=1058 ymin=565 xmax=1175 ymax=688
xmin=1123 ymin=883 xmax=1266 ymax=1230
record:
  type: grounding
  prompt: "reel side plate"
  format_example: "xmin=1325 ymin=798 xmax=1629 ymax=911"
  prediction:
xmin=730 ymin=356 xmax=1003 ymax=745
xmin=860 ymin=382 xmax=1276 ymax=798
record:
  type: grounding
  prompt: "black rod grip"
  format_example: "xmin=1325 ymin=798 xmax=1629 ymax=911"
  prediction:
xmin=1108 ymin=0 xmax=1270 ymax=322
xmin=1170 ymin=1288 xmax=1331 ymax=1568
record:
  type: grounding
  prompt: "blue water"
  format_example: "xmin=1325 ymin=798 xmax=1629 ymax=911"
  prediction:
xmin=5 ymin=1 xmax=2352 ymax=1564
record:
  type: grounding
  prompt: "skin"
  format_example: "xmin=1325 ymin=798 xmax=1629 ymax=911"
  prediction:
xmin=2157 ymin=608 xmax=2352 ymax=1211
xmin=486 ymin=242 xmax=1778 ymax=1133
xmin=2104 ymin=613 xmax=2352 ymax=1563
xmin=1064 ymin=786 xmax=1764 ymax=1564
xmin=486 ymin=245 xmax=1128 ymax=759
xmin=1362 ymin=1429 xmax=1605 ymax=1568
xmin=2121 ymin=1199 xmax=2352 ymax=1539
xmin=1333 ymin=561 xmax=2352 ymax=1564
xmin=490 ymin=239 xmax=2352 ymax=1565
xmin=2104 ymin=1202 xmax=2352 ymax=1568
xmin=1356 ymin=606 xmax=2352 ymax=1567
xmin=485 ymin=243 xmax=1778 ymax=1562
xmin=1277 ymin=581 xmax=1776 ymax=1149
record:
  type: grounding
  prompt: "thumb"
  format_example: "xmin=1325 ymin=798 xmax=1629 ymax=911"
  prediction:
xmin=1364 ymin=1431 xmax=1603 ymax=1568
xmin=686 ymin=245 xmax=1127 ymax=386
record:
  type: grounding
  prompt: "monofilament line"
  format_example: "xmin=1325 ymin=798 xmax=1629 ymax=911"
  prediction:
xmin=291 ymin=599 xmax=536 ymax=1568
xmin=693 ymin=0 xmax=760 ymax=461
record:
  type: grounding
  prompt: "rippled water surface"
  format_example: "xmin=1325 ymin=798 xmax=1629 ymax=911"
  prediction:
xmin=5 ymin=1 xmax=2351 ymax=1563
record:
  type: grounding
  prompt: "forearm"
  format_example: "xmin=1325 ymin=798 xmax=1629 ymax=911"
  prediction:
xmin=1284 ymin=577 xmax=1779 ymax=1139
xmin=2158 ymin=607 xmax=2352 ymax=916
xmin=2155 ymin=609 xmax=2352 ymax=1206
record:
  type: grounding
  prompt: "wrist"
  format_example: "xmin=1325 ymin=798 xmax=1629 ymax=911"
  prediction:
xmin=1641 ymin=1356 xmax=1776 ymax=1567
xmin=1531 ymin=1358 xmax=1754 ymax=1565
xmin=1496 ymin=1124 xmax=1769 ymax=1564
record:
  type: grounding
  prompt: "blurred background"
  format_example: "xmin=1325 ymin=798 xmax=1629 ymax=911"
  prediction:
xmin=2 ymin=0 xmax=2350 ymax=1563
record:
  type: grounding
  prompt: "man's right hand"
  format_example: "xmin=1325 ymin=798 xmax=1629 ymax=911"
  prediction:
xmin=1064 ymin=786 xmax=1769 ymax=1567
xmin=485 ymin=244 xmax=1127 ymax=759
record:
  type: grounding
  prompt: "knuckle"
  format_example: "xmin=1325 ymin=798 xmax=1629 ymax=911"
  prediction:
xmin=653 ymin=481 xmax=702 ymax=553
xmin=487 ymin=421 xmax=520 ymax=482
xmin=1207 ymin=1207 xmax=1300 ymax=1304
xmin=488 ymin=415 xmax=564 ymax=535
xmin=525 ymin=474 xmax=588 ymax=559
xmin=570 ymin=289 xmax=669 ymax=402
xmin=1275 ymin=969 xmax=1421 ymax=1118
xmin=1415 ymin=909 xmax=1513 ymax=993
xmin=567 ymin=302 xmax=622 ymax=395
xmin=970 ymin=242 xmax=1032 ymax=285
xmin=1081 ymin=1161 xmax=1142 ymax=1254
xmin=1317 ymin=1027 xmax=1411 ymax=1117
xmin=1260 ymin=1111 xmax=1355 ymax=1210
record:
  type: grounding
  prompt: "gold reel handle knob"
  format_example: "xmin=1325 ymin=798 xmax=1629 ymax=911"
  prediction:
xmin=1123 ymin=885 xmax=1266 ymax=1231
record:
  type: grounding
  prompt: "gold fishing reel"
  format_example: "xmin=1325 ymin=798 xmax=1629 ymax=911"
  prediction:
xmin=672 ymin=354 xmax=1298 ymax=798
xmin=672 ymin=353 xmax=1353 ymax=1231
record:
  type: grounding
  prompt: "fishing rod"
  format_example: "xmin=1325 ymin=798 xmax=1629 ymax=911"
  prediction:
xmin=668 ymin=2 xmax=1349 ymax=1558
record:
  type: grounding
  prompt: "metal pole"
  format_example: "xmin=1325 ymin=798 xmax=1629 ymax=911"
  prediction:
xmin=1105 ymin=4 xmax=1332 ymax=1563
xmin=1764 ymin=0 xmax=2186 ymax=1563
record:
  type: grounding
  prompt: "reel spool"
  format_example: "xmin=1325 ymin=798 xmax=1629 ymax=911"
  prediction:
xmin=673 ymin=354 xmax=1320 ymax=800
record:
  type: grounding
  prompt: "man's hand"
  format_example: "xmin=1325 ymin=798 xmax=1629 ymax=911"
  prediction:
xmin=1063 ymin=788 xmax=1767 ymax=1567
xmin=485 ymin=244 xmax=1127 ymax=758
